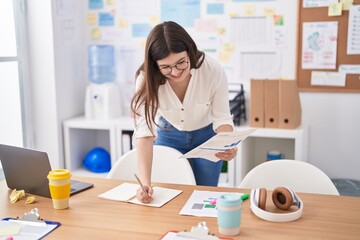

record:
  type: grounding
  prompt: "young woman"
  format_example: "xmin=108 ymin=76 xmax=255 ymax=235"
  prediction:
xmin=131 ymin=21 xmax=236 ymax=203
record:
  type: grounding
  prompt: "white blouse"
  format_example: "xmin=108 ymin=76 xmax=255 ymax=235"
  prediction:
xmin=134 ymin=54 xmax=234 ymax=139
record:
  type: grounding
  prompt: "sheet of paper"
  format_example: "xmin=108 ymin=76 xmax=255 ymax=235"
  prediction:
xmin=238 ymin=51 xmax=281 ymax=81
xmin=311 ymin=71 xmax=346 ymax=86
xmin=339 ymin=64 xmax=360 ymax=74
xmin=0 ymin=220 xmax=57 ymax=239
xmin=231 ymin=16 xmax=271 ymax=45
xmin=302 ymin=21 xmax=338 ymax=69
xmin=179 ymin=190 xmax=243 ymax=218
xmin=347 ymin=5 xmax=360 ymax=55
xmin=181 ymin=128 xmax=256 ymax=162
xmin=303 ymin=0 xmax=338 ymax=8
xmin=98 ymin=183 xmax=183 ymax=208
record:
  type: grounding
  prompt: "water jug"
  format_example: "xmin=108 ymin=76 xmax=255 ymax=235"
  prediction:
xmin=88 ymin=45 xmax=116 ymax=84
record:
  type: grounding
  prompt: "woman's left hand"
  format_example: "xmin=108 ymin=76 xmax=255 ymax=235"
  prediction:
xmin=215 ymin=147 xmax=238 ymax=161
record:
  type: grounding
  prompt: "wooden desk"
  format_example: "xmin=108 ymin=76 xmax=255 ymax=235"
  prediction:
xmin=1 ymin=177 xmax=360 ymax=239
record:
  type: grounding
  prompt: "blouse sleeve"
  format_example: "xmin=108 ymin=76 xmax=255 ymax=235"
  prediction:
xmin=133 ymin=72 xmax=157 ymax=139
xmin=210 ymin=67 xmax=234 ymax=131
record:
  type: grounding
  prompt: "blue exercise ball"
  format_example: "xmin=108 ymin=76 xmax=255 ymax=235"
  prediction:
xmin=83 ymin=147 xmax=111 ymax=173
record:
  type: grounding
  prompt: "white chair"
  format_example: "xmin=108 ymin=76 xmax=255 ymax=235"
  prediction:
xmin=107 ymin=145 xmax=196 ymax=185
xmin=239 ymin=160 xmax=339 ymax=195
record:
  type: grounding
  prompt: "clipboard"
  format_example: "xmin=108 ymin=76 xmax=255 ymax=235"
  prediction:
xmin=159 ymin=222 xmax=233 ymax=240
xmin=0 ymin=208 xmax=61 ymax=239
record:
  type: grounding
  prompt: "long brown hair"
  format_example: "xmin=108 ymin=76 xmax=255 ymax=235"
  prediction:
xmin=131 ymin=21 xmax=205 ymax=135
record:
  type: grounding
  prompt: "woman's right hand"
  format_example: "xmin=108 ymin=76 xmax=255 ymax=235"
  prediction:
xmin=136 ymin=185 xmax=153 ymax=203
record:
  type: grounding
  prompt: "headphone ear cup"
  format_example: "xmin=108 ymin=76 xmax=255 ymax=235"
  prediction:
xmin=272 ymin=187 xmax=293 ymax=210
xmin=258 ymin=188 xmax=267 ymax=210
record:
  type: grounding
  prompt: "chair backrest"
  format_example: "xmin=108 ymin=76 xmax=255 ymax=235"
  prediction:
xmin=239 ymin=160 xmax=339 ymax=195
xmin=107 ymin=145 xmax=196 ymax=185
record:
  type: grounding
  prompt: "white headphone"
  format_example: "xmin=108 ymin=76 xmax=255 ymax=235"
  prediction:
xmin=250 ymin=187 xmax=303 ymax=222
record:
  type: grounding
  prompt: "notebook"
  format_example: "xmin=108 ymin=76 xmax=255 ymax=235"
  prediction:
xmin=0 ymin=144 xmax=94 ymax=198
xmin=98 ymin=182 xmax=182 ymax=207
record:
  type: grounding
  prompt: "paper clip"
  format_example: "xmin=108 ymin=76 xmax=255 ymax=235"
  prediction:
xmin=8 ymin=208 xmax=46 ymax=227
xmin=177 ymin=221 xmax=219 ymax=240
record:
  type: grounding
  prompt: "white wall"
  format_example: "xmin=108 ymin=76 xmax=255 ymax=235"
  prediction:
xmin=301 ymin=92 xmax=360 ymax=180
xmin=26 ymin=0 xmax=59 ymax=167
xmin=27 ymin=0 xmax=86 ymax=169
xmin=25 ymin=0 xmax=360 ymax=180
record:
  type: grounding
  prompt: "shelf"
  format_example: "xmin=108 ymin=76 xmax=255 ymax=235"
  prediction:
xmin=63 ymin=116 xmax=136 ymax=179
xmin=234 ymin=125 xmax=308 ymax=187
xmin=72 ymin=167 xmax=109 ymax=179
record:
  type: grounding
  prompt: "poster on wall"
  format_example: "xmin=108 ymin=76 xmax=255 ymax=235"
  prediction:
xmin=301 ymin=21 xmax=338 ymax=69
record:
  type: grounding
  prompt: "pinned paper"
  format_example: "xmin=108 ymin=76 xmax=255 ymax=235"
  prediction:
xmin=90 ymin=28 xmax=101 ymax=40
xmin=87 ymin=13 xmax=97 ymax=25
xmin=273 ymin=15 xmax=284 ymax=26
xmin=340 ymin=0 xmax=354 ymax=10
xmin=328 ymin=3 xmax=342 ymax=16
xmin=106 ymin=0 xmax=115 ymax=6
xmin=9 ymin=189 xmax=25 ymax=203
xmin=117 ymin=18 xmax=128 ymax=29
xmin=99 ymin=12 xmax=115 ymax=26
xmin=229 ymin=12 xmax=237 ymax=17
xmin=264 ymin=7 xmax=276 ymax=16
xmin=149 ymin=16 xmax=160 ymax=27
xmin=243 ymin=5 xmax=256 ymax=16
xmin=217 ymin=27 xmax=226 ymax=36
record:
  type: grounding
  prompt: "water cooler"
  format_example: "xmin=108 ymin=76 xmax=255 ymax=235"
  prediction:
xmin=85 ymin=45 xmax=122 ymax=120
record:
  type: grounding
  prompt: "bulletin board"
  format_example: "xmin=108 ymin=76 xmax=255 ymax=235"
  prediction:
xmin=297 ymin=0 xmax=360 ymax=93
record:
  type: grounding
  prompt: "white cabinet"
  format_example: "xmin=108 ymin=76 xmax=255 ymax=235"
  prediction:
xmin=63 ymin=116 xmax=134 ymax=178
xmin=232 ymin=125 xmax=308 ymax=187
xmin=63 ymin=116 xmax=308 ymax=187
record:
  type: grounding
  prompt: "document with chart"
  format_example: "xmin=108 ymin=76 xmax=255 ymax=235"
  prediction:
xmin=181 ymin=128 xmax=256 ymax=162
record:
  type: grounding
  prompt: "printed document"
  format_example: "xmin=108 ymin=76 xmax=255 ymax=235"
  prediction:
xmin=179 ymin=190 xmax=244 ymax=218
xmin=181 ymin=128 xmax=256 ymax=162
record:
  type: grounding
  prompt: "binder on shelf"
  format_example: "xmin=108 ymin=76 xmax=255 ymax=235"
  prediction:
xmin=264 ymin=80 xmax=279 ymax=128
xmin=279 ymin=80 xmax=301 ymax=129
xmin=250 ymin=79 xmax=265 ymax=127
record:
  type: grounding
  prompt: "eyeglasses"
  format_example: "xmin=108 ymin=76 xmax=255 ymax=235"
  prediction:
xmin=159 ymin=61 xmax=189 ymax=75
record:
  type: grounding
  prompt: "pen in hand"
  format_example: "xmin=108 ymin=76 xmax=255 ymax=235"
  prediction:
xmin=134 ymin=173 xmax=149 ymax=195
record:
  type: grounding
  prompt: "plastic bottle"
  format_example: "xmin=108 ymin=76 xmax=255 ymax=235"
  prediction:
xmin=88 ymin=45 xmax=116 ymax=84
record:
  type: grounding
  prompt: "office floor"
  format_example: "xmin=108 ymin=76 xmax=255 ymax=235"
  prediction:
xmin=331 ymin=178 xmax=360 ymax=197
xmin=0 ymin=168 xmax=359 ymax=197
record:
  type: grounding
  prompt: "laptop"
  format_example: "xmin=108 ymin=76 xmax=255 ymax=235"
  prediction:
xmin=0 ymin=144 xmax=94 ymax=198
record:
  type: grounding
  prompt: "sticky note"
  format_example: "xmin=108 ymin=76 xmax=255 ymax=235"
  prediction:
xmin=117 ymin=18 xmax=128 ymax=29
xmin=328 ymin=3 xmax=342 ymax=16
xmin=0 ymin=225 xmax=21 ymax=237
xmin=90 ymin=28 xmax=101 ymax=40
xmin=340 ymin=0 xmax=353 ymax=10
xmin=243 ymin=5 xmax=256 ymax=16
xmin=99 ymin=12 xmax=115 ymax=26
xmin=274 ymin=15 xmax=284 ymax=26
xmin=87 ymin=13 xmax=97 ymax=25
xmin=106 ymin=0 xmax=115 ymax=6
